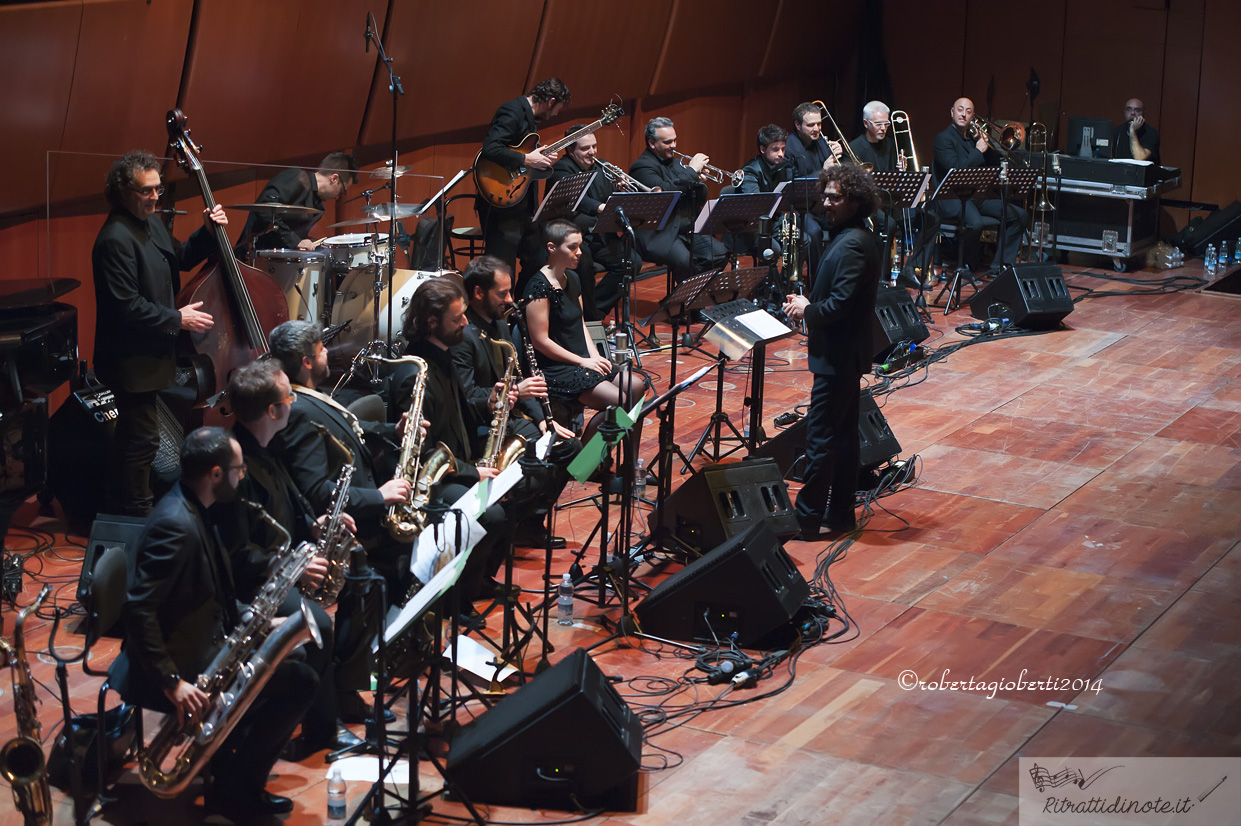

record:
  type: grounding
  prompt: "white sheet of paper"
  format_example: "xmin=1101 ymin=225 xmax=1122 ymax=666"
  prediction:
xmin=1110 ymin=158 xmax=1153 ymax=166
xmin=327 ymin=755 xmax=410 ymax=784
xmin=487 ymin=460 xmax=525 ymax=509
xmin=446 ymin=634 xmax=518 ymax=683
xmin=386 ymin=546 xmax=471 ymax=650
xmin=409 ymin=509 xmax=483 ymax=584
xmin=736 ymin=309 xmax=793 ymax=340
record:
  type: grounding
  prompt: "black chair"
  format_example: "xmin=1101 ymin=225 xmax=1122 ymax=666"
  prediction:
xmin=444 ymin=194 xmax=486 ymax=270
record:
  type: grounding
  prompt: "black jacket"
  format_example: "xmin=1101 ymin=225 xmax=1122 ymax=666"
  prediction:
xmin=479 ymin=96 xmax=540 ymax=213
xmin=453 ymin=308 xmax=544 ymax=430
xmin=235 ymin=167 xmax=324 ymax=256
xmin=91 ymin=210 xmax=214 ymax=393
xmin=550 ymin=155 xmax=614 ymax=226
xmin=396 ymin=338 xmax=487 ymax=481
xmin=785 ymin=133 xmax=833 ymax=178
xmin=805 ymin=219 xmax=882 ymax=377
xmin=629 ymin=149 xmax=703 ymax=230
xmin=932 ymin=124 xmax=998 ymax=185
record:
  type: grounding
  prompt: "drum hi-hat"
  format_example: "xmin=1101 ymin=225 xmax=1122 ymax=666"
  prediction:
xmin=225 ymin=202 xmax=323 ymax=216
xmin=370 ymin=165 xmax=413 ymax=179
xmin=363 ymin=202 xmax=421 ymax=219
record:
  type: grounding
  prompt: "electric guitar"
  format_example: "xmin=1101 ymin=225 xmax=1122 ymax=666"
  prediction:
xmin=473 ymin=103 xmax=623 ymax=209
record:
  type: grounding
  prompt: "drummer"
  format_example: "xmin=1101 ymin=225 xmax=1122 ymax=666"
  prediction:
xmin=234 ymin=151 xmax=359 ymax=259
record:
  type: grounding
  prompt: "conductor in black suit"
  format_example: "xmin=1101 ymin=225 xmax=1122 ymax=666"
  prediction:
xmin=931 ymin=97 xmax=1028 ymax=270
xmin=782 ymin=165 xmax=882 ymax=541
xmin=477 ymin=77 xmax=571 ymax=291
xmin=92 ymin=149 xmax=224 ymax=516
xmin=110 ymin=427 xmax=317 ymax=815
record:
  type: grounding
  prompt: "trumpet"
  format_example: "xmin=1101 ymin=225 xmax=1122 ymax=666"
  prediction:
xmin=595 ymin=159 xmax=653 ymax=193
xmin=811 ymin=100 xmax=872 ymax=172
xmin=672 ymin=151 xmax=744 ymax=187
xmin=891 ymin=109 xmax=920 ymax=172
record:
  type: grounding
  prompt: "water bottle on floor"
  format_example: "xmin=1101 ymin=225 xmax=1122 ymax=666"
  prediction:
xmin=557 ymin=573 xmax=574 ymax=626
xmin=327 ymin=765 xmax=347 ymax=824
xmin=1205 ymin=244 xmax=1217 ymax=279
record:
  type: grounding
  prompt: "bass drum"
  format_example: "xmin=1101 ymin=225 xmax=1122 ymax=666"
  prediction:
xmin=328 ymin=268 xmax=448 ymax=359
xmin=255 ymin=248 xmax=328 ymax=323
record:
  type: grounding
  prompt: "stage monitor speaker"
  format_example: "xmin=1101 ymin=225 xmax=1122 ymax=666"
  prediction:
xmin=969 ymin=263 xmax=1073 ymax=329
xmin=654 ymin=457 xmax=798 ymax=553
xmin=634 ymin=521 xmax=810 ymax=647
xmin=872 ymin=283 xmax=929 ymax=362
xmin=445 ymin=648 xmax=642 ymax=811
xmin=749 ymin=390 xmax=901 ymax=483
xmin=1170 ymin=200 xmax=1241 ymax=256
xmin=77 ymin=514 xmax=146 ymax=640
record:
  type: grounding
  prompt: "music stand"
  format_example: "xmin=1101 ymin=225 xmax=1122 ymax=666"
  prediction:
xmin=928 ymin=167 xmax=998 ymax=313
xmin=872 ymin=169 xmax=933 ymax=310
xmin=774 ymin=178 xmax=823 ymax=293
xmin=597 ymin=190 xmax=679 ymax=355
xmin=992 ymin=166 xmax=1038 ymax=265
xmin=533 ymin=170 xmax=597 ymax=223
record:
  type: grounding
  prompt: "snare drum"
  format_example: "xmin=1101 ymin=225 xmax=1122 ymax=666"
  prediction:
xmin=330 ymin=268 xmax=448 ymax=354
xmin=321 ymin=233 xmax=390 ymax=274
xmin=255 ymin=248 xmax=328 ymax=323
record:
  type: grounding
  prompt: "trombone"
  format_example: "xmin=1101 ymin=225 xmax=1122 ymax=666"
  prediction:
xmin=672 ymin=151 xmax=744 ymax=187
xmin=812 ymin=100 xmax=872 ymax=172
xmin=966 ymin=117 xmax=1026 ymax=163
xmin=891 ymin=109 xmax=920 ymax=172
xmin=1027 ymin=122 xmax=1055 ymax=261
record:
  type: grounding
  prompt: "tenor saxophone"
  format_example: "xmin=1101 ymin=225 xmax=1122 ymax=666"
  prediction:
xmin=478 ymin=337 xmax=526 ymax=472
xmin=383 ymin=355 xmax=455 ymax=542
xmin=297 ymin=461 xmax=357 ymax=608
xmin=0 ymin=584 xmax=52 ymax=826
xmin=138 ymin=502 xmax=323 ymax=799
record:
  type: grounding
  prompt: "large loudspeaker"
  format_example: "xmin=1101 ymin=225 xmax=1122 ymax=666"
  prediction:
xmin=969 ymin=263 xmax=1074 ymax=329
xmin=872 ymin=283 xmax=929 ymax=362
xmin=635 ymin=521 xmax=810 ymax=647
xmin=654 ymin=457 xmax=798 ymax=552
xmin=750 ymin=390 xmax=901 ymax=482
xmin=1169 ymin=200 xmax=1241 ymax=256
xmin=445 ymin=648 xmax=642 ymax=811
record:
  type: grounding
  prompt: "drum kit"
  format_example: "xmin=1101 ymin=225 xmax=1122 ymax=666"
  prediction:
xmin=227 ymin=164 xmax=450 ymax=356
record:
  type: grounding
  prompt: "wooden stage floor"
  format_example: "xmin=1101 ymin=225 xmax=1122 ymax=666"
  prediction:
xmin=2 ymin=260 xmax=1238 ymax=825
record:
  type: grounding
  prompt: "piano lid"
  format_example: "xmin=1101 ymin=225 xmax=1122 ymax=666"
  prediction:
xmin=0 ymin=278 xmax=81 ymax=312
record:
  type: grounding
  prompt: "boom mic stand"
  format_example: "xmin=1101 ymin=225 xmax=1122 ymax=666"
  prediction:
xmin=364 ymin=10 xmax=404 ymax=358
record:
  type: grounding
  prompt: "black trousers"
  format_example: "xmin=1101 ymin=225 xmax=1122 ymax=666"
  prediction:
xmin=276 ymin=593 xmax=338 ymax=740
xmin=936 ymin=197 xmax=1028 ymax=268
xmin=795 ymin=372 xmax=861 ymax=528
xmin=634 ymin=225 xmax=727 ymax=285
xmin=110 ymin=388 xmax=161 ymax=516
xmin=478 ymin=198 xmax=545 ymax=295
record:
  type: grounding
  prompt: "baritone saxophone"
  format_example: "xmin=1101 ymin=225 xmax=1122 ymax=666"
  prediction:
xmin=1 ymin=584 xmax=52 ymax=826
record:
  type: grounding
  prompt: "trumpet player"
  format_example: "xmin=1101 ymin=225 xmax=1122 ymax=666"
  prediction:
xmin=395 ymin=277 xmax=510 ymax=620
xmin=550 ymin=127 xmax=641 ymax=319
xmin=628 ymin=117 xmax=728 ymax=284
xmin=112 ymin=427 xmax=317 ymax=816
xmin=932 ymin=97 xmax=1029 ymax=270
xmin=216 ymin=360 xmax=366 ymax=754
xmin=849 ymin=100 xmax=940 ymax=276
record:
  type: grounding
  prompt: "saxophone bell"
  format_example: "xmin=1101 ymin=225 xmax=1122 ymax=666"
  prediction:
xmin=1 ymin=585 xmax=52 ymax=826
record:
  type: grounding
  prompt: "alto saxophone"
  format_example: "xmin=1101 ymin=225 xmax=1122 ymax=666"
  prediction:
xmin=298 ymin=460 xmax=358 ymax=608
xmin=478 ymin=336 xmax=526 ymax=472
xmin=383 ymin=355 xmax=455 ymax=542
xmin=1 ymin=585 xmax=52 ymax=826
xmin=139 ymin=502 xmax=323 ymax=799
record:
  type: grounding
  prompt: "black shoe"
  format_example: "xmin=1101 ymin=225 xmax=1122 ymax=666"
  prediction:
xmin=477 ymin=578 xmax=522 ymax=600
xmin=514 ymin=525 xmax=567 ymax=549
xmin=823 ymin=519 xmax=858 ymax=534
xmin=295 ymin=721 xmax=365 ymax=755
xmin=206 ymin=788 xmax=294 ymax=816
xmin=338 ymin=692 xmax=397 ymax=725
xmin=457 ymin=607 xmax=488 ymax=631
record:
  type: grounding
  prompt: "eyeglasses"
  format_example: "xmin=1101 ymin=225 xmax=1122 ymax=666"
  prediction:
xmin=823 ymin=191 xmax=847 ymax=204
xmin=130 ymin=184 xmax=165 ymax=197
xmin=227 ymin=463 xmax=247 ymax=478
xmin=864 ymin=119 xmax=891 ymax=128
xmin=273 ymin=391 xmax=297 ymax=407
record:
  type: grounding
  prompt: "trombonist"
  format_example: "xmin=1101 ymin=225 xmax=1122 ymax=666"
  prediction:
xmin=784 ymin=102 xmax=846 ymax=278
xmin=550 ymin=128 xmax=641 ymax=319
xmin=932 ymin=97 xmax=1028 ymax=271
xmin=628 ymin=117 xmax=728 ymax=285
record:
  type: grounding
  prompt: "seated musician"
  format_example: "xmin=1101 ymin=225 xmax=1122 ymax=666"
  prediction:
xmin=523 ymin=220 xmax=645 ymax=416
xmin=395 ymin=277 xmax=512 ymax=619
xmin=931 ymin=97 xmax=1029 ymax=271
xmin=454 ymin=255 xmax=581 ymax=547
xmin=267 ymin=320 xmax=410 ymax=721
xmin=109 ymin=427 xmax=317 ymax=816
xmin=628 ymin=117 xmax=728 ymax=284
xmin=783 ymin=102 xmax=845 ymax=277
xmin=550 ymin=127 xmax=641 ymax=320
xmin=740 ymin=124 xmax=790 ymax=195
xmin=848 ymin=100 xmax=940 ymax=277
xmin=216 ymin=360 xmax=366 ymax=750
xmin=234 ymin=151 xmax=358 ymax=258
xmin=1112 ymin=98 xmax=1160 ymax=164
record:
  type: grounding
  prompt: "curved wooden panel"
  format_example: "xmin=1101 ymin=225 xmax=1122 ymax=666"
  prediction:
xmin=1192 ymin=0 xmax=1241 ymax=208
xmin=884 ymin=0 xmax=967 ymax=161
xmin=0 ymin=3 xmax=82 ymax=215
xmin=650 ymin=0 xmax=775 ymax=96
xmin=961 ymin=2 xmax=1066 ymax=127
xmin=759 ymin=0 xmax=861 ymax=80
xmin=359 ymin=1 xmax=544 ymax=148
xmin=180 ymin=0 xmax=387 ymax=166
xmin=53 ymin=0 xmax=195 ymax=206
xmin=528 ymin=0 xmax=670 ymax=105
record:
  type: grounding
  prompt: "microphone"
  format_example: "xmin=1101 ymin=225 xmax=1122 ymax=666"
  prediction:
xmin=612 ymin=331 xmax=629 ymax=366
xmin=364 ymin=17 xmax=372 ymax=52
xmin=153 ymin=208 xmax=187 ymax=216
xmin=615 ymin=206 xmax=633 ymax=235
xmin=761 ymin=240 xmax=782 ymax=262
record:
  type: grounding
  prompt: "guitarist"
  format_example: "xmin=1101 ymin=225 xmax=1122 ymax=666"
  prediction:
xmin=476 ymin=78 xmax=571 ymax=294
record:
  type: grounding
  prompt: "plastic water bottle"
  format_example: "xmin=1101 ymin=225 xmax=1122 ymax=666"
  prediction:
xmin=1205 ymin=244 xmax=1218 ymax=278
xmin=634 ymin=458 xmax=646 ymax=498
xmin=557 ymin=573 xmax=574 ymax=626
xmin=1219 ymin=241 xmax=1230 ymax=269
xmin=327 ymin=765 xmax=347 ymax=824
xmin=1233 ymin=238 xmax=1241 ymax=264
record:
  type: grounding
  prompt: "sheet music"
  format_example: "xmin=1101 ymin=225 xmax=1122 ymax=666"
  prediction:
xmin=736 ymin=309 xmax=793 ymax=340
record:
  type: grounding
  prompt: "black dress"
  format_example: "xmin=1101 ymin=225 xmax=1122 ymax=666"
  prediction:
xmin=523 ymin=270 xmax=610 ymax=400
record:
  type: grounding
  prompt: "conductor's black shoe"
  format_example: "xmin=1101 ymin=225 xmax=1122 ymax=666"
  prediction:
xmin=338 ymin=692 xmax=397 ymax=725
xmin=822 ymin=518 xmax=859 ymax=534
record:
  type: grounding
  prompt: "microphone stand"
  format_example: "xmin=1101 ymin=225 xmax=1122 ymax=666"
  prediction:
xmin=364 ymin=11 xmax=404 ymax=358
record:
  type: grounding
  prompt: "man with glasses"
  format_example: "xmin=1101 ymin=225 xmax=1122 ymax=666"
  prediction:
xmin=92 ymin=149 xmax=225 ymax=516
xmin=234 ymin=151 xmax=358 ymax=258
xmin=1112 ymin=98 xmax=1160 ymax=164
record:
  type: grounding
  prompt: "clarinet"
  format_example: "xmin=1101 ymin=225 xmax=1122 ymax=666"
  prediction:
xmin=507 ymin=303 xmax=557 ymax=428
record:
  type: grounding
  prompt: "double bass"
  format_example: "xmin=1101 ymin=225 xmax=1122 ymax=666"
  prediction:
xmin=165 ymin=109 xmax=289 ymax=418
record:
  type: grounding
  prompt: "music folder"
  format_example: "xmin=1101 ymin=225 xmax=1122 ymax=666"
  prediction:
xmin=702 ymin=309 xmax=794 ymax=361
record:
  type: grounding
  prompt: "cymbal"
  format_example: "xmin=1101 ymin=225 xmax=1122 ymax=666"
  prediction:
xmin=370 ymin=165 xmax=413 ymax=179
xmin=363 ymin=202 xmax=421 ymax=219
xmin=225 ymin=202 xmax=322 ymax=216
xmin=327 ymin=214 xmax=405 ymax=229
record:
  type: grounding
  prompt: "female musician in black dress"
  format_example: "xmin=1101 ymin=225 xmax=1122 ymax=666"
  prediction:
xmin=523 ymin=219 xmax=642 ymax=411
